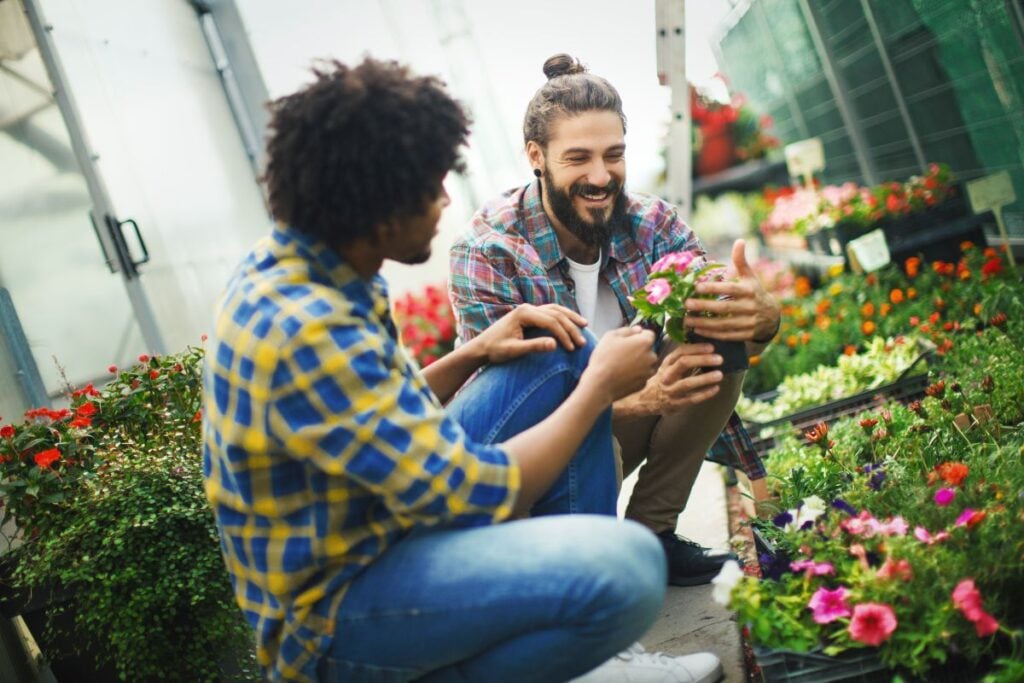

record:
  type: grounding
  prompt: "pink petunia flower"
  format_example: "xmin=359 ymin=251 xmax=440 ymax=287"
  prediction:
xmin=879 ymin=516 xmax=908 ymax=537
xmin=952 ymin=579 xmax=1001 ymax=637
xmin=790 ymin=559 xmax=835 ymax=576
xmin=841 ymin=510 xmax=881 ymax=537
xmin=651 ymin=251 xmax=697 ymax=275
xmin=644 ymin=278 xmax=672 ymax=305
xmin=934 ymin=488 xmax=956 ymax=506
xmin=913 ymin=526 xmax=950 ymax=545
xmin=848 ymin=603 xmax=898 ymax=646
xmin=808 ymin=586 xmax=852 ymax=624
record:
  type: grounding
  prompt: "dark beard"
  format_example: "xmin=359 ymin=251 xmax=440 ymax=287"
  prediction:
xmin=542 ymin=167 xmax=628 ymax=249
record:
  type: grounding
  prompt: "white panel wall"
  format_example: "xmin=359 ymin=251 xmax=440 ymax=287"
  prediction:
xmin=39 ymin=0 xmax=272 ymax=353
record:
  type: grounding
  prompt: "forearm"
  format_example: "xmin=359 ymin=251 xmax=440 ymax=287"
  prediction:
xmin=420 ymin=337 xmax=488 ymax=404
xmin=612 ymin=386 xmax=657 ymax=421
xmin=502 ymin=378 xmax=611 ymax=516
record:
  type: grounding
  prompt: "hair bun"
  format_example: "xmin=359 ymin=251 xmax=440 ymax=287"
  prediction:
xmin=542 ymin=53 xmax=586 ymax=80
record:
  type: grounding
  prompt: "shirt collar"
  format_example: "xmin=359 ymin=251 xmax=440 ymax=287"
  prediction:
xmin=518 ymin=180 xmax=643 ymax=270
xmin=271 ymin=224 xmax=391 ymax=319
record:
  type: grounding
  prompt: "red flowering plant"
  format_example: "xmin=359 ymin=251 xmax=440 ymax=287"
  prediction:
xmin=690 ymin=82 xmax=779 ymax=175
xmin=394 ymin=283 xmax=456 ymax=367
xmin=628 ymin=250 xmax=725 ymax=343
xmin=0 ymin=346 xmax=205 ymax=543
xmin=5 ymin=342 xmax=256 ymax=681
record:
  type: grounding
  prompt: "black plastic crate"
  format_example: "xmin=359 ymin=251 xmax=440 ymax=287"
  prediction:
xmin=753 ymin=646 xmax=890 ymax=683
xmin=744 ymin=364 xmax=930 ymax=458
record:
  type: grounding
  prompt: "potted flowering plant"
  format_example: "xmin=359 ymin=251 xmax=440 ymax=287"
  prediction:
xmin=690 ymin=83 xmax=779 ymax=177
xmin=394 ymin=283 xmax=456 ymax=367
xmin=2 ymin=348 xmax=257 ymax=682
xmin=721 ymin=293 xmax=1024 ymax=681
xmin=630 ymin=250 xmax=749 ymax=373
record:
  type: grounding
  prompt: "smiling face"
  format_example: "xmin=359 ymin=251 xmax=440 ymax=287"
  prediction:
xmin=528 ymin=110 xmax=628 ymax=250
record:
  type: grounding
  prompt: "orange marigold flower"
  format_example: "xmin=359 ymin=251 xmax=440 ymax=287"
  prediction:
xmin=879 ymin=303 xmax=891 ymax=317
xmin=889 ymin=289 xmax=904 ymax=304
xmin=749 ymin=355 xmax=761 ymax=367
xmin=861 ymin=302 xmax=876 ymax=318
xmin=905 ymin=256 xmax=920 ymax=278
xmin=801 ymin=332 xmax=811 ymax=345
xmin=973 ymin=303 xmax=983 ymax=316
xmin=960 ymin=240 xmax=975 ymax=252
xmin=861 ymin=320 xmax=876 ymax=335
xmin=959 ymin=268 xmax=971 ymax=281
xmin=786 ymin=335 xmax=798 ymax=348
xmin=794 ymin=276 xmax=812 ymax=298
xmin=937 ymin=462 xmax=969 ymax=487
xmin=815 ymin=299 xmax=832 ymax=315
xmin=925 ymin=380 xmax=946 ymax=398
xmin=907 ymin=287 xmax=917 ymax=300
xmin=844 ymin=344 xmax=857 ymax=356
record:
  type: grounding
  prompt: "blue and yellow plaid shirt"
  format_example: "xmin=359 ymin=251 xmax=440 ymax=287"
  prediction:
xmin=449 ymin=180 xmax=766 ymax=480
xmin=203 ymin=226 xmax=520 ymax=682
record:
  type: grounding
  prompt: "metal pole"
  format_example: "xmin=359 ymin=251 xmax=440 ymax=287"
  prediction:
xmin=797 ymin=0 xmax=878 ymax=185
xmin=22 ymin=0 xmax=166 ymax=354
xmin=860 ymin=0 xmax=927 ymax=173
xmin=0 ymin=289 xmax=50 ymax=408
xmin=658 ymin=0 xmax=690 ymax=217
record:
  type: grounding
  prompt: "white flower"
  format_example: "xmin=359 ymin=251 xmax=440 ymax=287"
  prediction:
xmin=711 ymin=559 xmax=744 ymax=606
xmin=785 ymin=495 xmax=828 ymax=533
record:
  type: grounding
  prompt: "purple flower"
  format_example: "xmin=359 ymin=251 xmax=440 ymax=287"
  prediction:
xmin=831 ymin=498 xmax=857 ymax=515
xmin=772 ymin=511 xmax=793 ymax=528
xmin=934 ymin=487 xmax=956 ymax=506
xmin=864 ymin=463 xmax=887 ymax=491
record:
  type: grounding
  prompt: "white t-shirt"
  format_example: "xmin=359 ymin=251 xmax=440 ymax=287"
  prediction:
xmin=566 ymin=251 xmax=626 ymax=339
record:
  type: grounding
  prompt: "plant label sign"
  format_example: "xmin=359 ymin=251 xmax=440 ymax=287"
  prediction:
xmin=966 ymin=171 xmax=1017 ymax=266
xmin=785 ymin=137 xmax=824 ymax=187
xmin=846 ymin=228 xmax=891 ymax=273
xmin=966 ymin=171 xmax=1015 ymax=215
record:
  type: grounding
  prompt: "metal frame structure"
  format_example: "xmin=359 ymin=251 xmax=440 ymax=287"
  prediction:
xmin=22 ymin=0 xmax=166 ymax=354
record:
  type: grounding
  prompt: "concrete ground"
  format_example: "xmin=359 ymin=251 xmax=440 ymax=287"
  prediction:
xmin=618 ymin=461 xmax=746 ymax=682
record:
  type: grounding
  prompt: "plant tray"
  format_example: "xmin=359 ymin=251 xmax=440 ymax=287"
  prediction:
xmin=743 ymin=372 xmax=929 ymax=458
xmin=753 ymin=646 xmax=889 ymax=683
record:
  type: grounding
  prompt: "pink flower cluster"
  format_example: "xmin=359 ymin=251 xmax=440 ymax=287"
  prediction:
xmin=651 ymin=250 xmax=698 ymax=275
xmin=644 ymin=278 xmax=672 ymax=305
xmin=952 ymin=579 xmax=1000 ymax=637
xmin=839 ymin=511 xmax=908 ymax=538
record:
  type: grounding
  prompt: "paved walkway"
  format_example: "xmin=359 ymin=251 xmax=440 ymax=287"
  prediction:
xmin=619 ymin=461 xmax=746 ymax=682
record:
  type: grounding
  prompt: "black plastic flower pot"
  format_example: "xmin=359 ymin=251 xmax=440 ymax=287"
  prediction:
xmin=687 ymin=330 xmax=749 ymax=374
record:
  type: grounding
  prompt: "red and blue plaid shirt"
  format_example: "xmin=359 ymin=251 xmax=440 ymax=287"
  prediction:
xmin=449 ymin=180 xmax=766 ymax=480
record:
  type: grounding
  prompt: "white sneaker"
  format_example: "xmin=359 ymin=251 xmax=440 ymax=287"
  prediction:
xmin=569 ymin=643 xmax=724 ymax=683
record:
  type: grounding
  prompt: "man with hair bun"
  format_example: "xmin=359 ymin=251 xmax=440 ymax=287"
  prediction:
xmin=451 ymin=53 xmax=779 ymax=587
xmin=204 ymin=56 xmax=723 ymax=682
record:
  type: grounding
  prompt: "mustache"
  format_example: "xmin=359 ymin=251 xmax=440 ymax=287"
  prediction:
xmin=569 ymin=178 xmax=621 ymax=197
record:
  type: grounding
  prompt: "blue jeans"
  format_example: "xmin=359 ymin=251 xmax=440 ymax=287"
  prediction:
xmin=318 ymin=335 xmax=666 ymax=682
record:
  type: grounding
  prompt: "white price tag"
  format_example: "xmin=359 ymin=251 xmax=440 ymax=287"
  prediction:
xmin=966 ymin=171 xmax=1016 ymax=215
xmin=846 ymin=229 xmax=890 ymax=273
xmin=785 ymin=138 xmax=825 ymax=181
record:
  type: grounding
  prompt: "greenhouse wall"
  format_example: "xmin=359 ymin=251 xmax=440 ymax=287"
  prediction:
xmin=716 ymin=0 xmax=1024 ymax=235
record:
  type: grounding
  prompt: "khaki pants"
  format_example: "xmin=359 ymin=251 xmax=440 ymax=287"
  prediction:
xmin=613 ymin=370 xmax=745 ymax=534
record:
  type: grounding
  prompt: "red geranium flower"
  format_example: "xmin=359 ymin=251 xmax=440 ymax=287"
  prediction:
xmin=34 ymin=448 xmax=61 ymax=469
xmin=0 ymin=425 xmax=13 ymax=439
